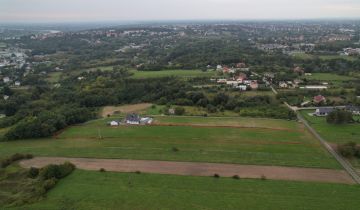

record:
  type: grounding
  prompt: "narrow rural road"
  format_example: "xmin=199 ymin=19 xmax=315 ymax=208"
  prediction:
xmin=269 ymin=84 xmax=360 ymax=184
xmin=297 ymin=113 xmax=360 ymax=184
xmin=20 ymin=157 xmax=354 ymax=184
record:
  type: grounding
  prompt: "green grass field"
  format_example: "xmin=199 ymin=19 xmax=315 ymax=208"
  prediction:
xmin=131 ymin=69 xmax=216 ymax=78
xmin=153 ymin=116 xmax=298 ymax=130
xmin=300 ymin=110 xmax=360 ymax=145
xmin=302 ymin=73 xmax=357 ymax=81
xmin=0 ymin=116 xmax=339 ymax=169
xmin=292 ymin=52 xmax=358 ymax=62
xmin=46 ymin=72 xmax=63 ymax=83
xmin=84 ymin=66 xmax=216 ymax=78
xmin=11 ymin=170 xmax=360 ymax=210
xmin=0 ymin=42 xmax=6 ymax=48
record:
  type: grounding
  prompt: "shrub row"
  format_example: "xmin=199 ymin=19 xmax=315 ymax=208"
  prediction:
xmin=0 ymin=153 xmax=33 ymax=168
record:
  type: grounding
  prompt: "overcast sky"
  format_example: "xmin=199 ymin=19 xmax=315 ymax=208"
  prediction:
xmin=1 ymin=0 xmax=360 ymax=22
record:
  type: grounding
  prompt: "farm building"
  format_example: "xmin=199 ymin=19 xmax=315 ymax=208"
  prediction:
xmin=314 ymin=108 xmax=334 ymax=117
xmin=125 ymin=113 xmax=153 ymax=125
xmin=109 ymin=121 xmax=120 ymax=126
xmin=126 ymin=113 xmax=141 ymax=125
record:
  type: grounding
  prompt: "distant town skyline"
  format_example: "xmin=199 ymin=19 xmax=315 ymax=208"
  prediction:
xmin=1 ymin=0 xmax=360 ymax=22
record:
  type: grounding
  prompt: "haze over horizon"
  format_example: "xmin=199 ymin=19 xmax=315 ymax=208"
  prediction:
xmin=1 ymin=0 xmax=360 ymax=23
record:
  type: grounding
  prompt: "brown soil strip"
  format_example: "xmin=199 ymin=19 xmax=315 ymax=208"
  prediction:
xmin=101 ymin=103 xmax=152 ymax=117
xmin=20 ymin=157 xmax=354 ymax=184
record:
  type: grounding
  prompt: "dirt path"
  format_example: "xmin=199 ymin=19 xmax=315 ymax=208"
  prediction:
xmin=101 ymin=103 xmax=152 ymax=117
xmin=20 ymin=157 xmax=354 ymax=184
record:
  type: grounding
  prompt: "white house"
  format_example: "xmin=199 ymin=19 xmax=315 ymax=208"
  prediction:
xmin=14 ymin=81 xmax=21 ymax=86
xmin=110 ymin=121 xmax=120 ymax=126
xmin=3 ymin=77 xmax=10 ymax=83
xmin=238 ymin=85 xmax=247 ymax=91
xmin=279 ymin=81 xmax=288 ymax=88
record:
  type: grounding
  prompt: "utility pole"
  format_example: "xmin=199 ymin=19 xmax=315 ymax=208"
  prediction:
xmin=97 ymin=127 xmax=102 ymax=140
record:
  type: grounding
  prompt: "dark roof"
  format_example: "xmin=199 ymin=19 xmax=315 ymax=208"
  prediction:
xmin=346 ymin=105 xmax=360 ymax=112
xmin=126 ymin=113 xmax=140 ymax=121
xmin=317 ymin=107 xmax=334 ymax=114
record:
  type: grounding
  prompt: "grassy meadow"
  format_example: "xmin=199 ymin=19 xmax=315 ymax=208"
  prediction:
xmin=302 ymin=73 xmax=357 ymax=82
xmin=8 ymin=170 xmax=360 ymax=210
xmin=300 ymin=110 xmax=360 ymax=145
xmin=0 ymin=116 xmax=339 ymax=169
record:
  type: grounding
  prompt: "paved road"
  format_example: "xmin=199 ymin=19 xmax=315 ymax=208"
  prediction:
xmin=297 ymin=113 xmax=360 ymax=184
xmin=20 ymin=157 xmax=354 ymax=184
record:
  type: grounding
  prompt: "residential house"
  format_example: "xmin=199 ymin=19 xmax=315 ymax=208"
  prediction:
xmin=314 ymin=108 xmax=334 ymax=116
xmin=14 ymin=81 xmax=21 ymax=86
xmin=250 ymin=81 xmax=259 ymax=90
xmin=345 ymin=106 xmax=360 ymax=115
xmin=279 ymin=81 xmax=288 ymax=88
xmin=236 ymin=62 xmax=246 ymax=68
xmin=293 ymin=66 xmax=304 ymax=75
xmin=3 ymin=77 xmax=10 ymax=83
xmin=237 ymin=85 xmax=247 ymax=91
xmin=3 ymin=95 xmax=9 ymax=100
xmin=140 ymin=117 xmax=153 ymax=125
xmin=217 ymin=79 xmax=227 ymax=84
xmin=236 ymin=73 xmax=247 ymax=82
xmin=313 ymin=95 xmax=326 ymax=104
xmin=168 ymin=108 xmax=175 ymax=115
xmin=125 ymin=113 xmax=141 ymax=125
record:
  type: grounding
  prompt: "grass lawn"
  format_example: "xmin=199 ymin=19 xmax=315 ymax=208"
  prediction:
xmin=0 ymin=42 xmax=6 ymax=48
xmin=46 ymin=72 xmax=63 ymax=83
xmin=130 ymin=69 xmax=216 ymax=79
xmin=300 ymin=110 xmax=360 ymax=145
xmin=0 ymin=116 xmax=339 ymax=169
xmin=11 ymin=170 xmax=360 ymax=210
xmin=302 ymin=73 xmax=357 ymax=81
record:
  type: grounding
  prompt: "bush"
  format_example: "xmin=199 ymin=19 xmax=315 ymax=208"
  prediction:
xmin=1 ymin=153 xmax=33 ymax=168
xmin=43 ymin=178 xmax=57 ymax=191
xmin=213 ymin=174 xmax=220 ymax=178
xmin=232 ymin=175 xmax=240 ymax=179
xmin=172 ymin=147 xmax=179 ymax=152
xmin=39 ymin=162 xmax=76 ymax=180
xmin=28 ymin=167 xmax=40 ymax=178
xmin=174 ymin=107 xmax=185 ymax=116
xmin=338 ymin=142 xmax=359 ymax=158
xmin=326 ymin=110 xmax=353 ymax=124
xmin=261 ymin=175 xmax=267 ymax=180
xmin=99 ymin=168 xmax=106 ymax=172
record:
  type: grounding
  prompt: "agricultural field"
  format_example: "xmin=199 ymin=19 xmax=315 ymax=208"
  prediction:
xmin=300 ymin=110 xmax=360 ymax=145
xmin=0 ymin=116 xmax=340 ymax=169
xmin=83 ymin=66 xmax=216 ymax=78
xmin=302 ymin=73 xmax=357 ymax=82
xmin=131 ymin=69 xmax=216 ymax=79
xmin=11 ymin=170 xmax=360 ymax=210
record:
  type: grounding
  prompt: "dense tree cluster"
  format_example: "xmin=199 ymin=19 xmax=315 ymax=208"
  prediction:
xmin=326 ymin=109 xmax=353 ymax=124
